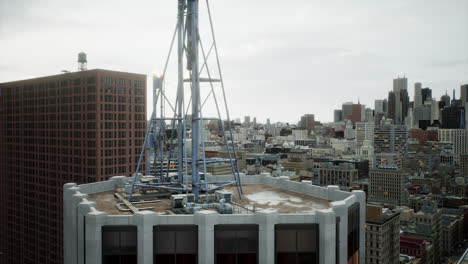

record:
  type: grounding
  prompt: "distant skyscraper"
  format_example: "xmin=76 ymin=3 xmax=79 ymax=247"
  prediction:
xmin=375 ymin=99 xmax=384 ymax=114
xmin=342 ymin=102 xmax=353 ymax=120
xmin=244 ymin=116 xmax=251 ymax=127
xmin=299 ymin=114 xmax=315 ymax=132
xmin=387 ymin=91 xmax=396 ymax=121
xmin=440 ymin=92 xmax=451 ymax=107
xmin=414 ymin=82 xmax=422 ymax=108
xmin=0 ymin=69 xmax=147 ymax=264
xmin=441 ymin=106 xmax=465 ymax=129
xmin=460 ymin=84 xmax=468 ymax=106
xmin=334 ymin=109 xmax=343 ymax=122
xmin=393 ymin=77 xmax=409 ymax=124
xmin=421 ymin=87 xmax=432 ymax=104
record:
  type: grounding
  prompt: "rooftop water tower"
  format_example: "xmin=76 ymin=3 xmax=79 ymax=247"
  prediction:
xmin=78 ymin=52 xmax=87 ymax=71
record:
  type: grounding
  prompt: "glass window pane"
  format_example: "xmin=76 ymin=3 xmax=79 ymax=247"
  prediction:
xmin=236 ymin=230 xmax=257 ymax=253
xmin=297 ymin=253 xmax=317 ymax=264
xmin=276 ymin=230 xmax=296 ymax=252
xmin=216 ymin=253 xmax=236 ymax=264
xmin=154 ymin=231 xmax=175 ymax=254
xmin=176 ymin=230 xmax=197 ymax=253
xmin=277 ymin=253 xmax=296 ymax=264
xmin=297 ymin=229 xmax=316 ymax=252
xmin=120 ymin=231 xmax=137 ymax=248
xmin=102 ymin=231 xmax=120 ymax=249
xmin=216 ymin=230 xmax=236 ymax=253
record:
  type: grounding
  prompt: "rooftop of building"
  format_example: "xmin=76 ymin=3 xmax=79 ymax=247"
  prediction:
xmin=71 ymin=174 xmax=365 ymax=217
xmin=87 ymin=183 xmax=332 ymax=215
xmin=0 ymin=68 xmax=146 ymax=84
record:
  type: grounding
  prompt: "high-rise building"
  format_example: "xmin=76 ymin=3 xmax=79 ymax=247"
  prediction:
xmin=334 ymin=109 xmax=343 ymax=122
xmin=373 ymin=125 xmax=407 ymax=168
xmin=375 ymin=99 xmax=385 ymax=114
xmin=64 ymin=175 xmax=367 ymax=264
xmin=244 ymin=116 xmax=251 ymax=127
xmin=365 ymin=204 xmax=400 ymax=264
xmin=441 ymin=106 xmax=465 ymax=129
xmin=0 ymin=69 xmax=147 ymax=264
xmin=355 ymin=122 xmax=375 ymax=148
xmin=414 ymin=82 xmax=422 ymax=108
xmin=299 ymin=114 xmax=315 ymax=131
xmin=342 ymin=102 xmax=353 ymax=120
xmin=369 ymin=169 xmax=408 ymax=205
xmin=460 ymin=84 xmax=468 ymax=106
xmin=387 ymin=91 xmax=396 ymax=121
xmin=438 ymin=129 xmax=468 ymax=165
xmin=393 ymin=77 xmax=409 ymax=124
xmin=421 ymin=87 xmax=432 ymax=104
xmin=440 ymin=92 xmax=451 ymax=108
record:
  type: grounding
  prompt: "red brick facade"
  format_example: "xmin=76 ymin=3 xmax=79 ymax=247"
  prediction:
xmin=0 ymin=69 xmax=146 ymax=264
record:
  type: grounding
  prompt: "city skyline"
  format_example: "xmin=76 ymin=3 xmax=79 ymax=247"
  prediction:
xmin=1 ymin=0 xmax=467 ymax=123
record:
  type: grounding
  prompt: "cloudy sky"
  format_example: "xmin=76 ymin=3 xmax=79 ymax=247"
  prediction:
xmin=1 ymin=0 xmax=467 ymax=123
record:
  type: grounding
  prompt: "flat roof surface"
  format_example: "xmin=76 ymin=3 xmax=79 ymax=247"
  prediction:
xmin=225 ymin=184 xmax=331 ymax=213
xmin=87 ymin=184 xmax=331 ymax=215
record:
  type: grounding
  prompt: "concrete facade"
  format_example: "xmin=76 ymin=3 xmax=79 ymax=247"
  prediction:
xmin=64 ymin=175 xmax=366 ymax=264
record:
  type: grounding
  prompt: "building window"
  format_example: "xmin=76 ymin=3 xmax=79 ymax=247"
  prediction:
xmin=348 ymin=203 xmax=360 ymax=264
xmin=102 ymin=225 xmax=137 ymax=264
xmin=153 ymin=225 xmax=197 ymax=264
xmin=275 ymin=224 xmax=319 ymax=264
xmin=215 ymin=224 xmax=258 ymax=264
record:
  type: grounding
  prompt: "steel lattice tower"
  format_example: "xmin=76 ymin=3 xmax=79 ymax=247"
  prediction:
xmin=129 ymin=0 xmax=243 ymax=201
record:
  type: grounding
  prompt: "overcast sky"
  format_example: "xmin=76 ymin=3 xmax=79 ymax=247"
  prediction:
xmin=1 ymin=0 xmax=467 ymax=123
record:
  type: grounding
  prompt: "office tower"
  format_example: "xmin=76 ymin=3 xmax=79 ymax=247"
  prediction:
xmin=299 ymin=114 xmax=315 ymax=131
xmin=460 ymin=84 xmax=468 ymax=106
xmin=421 ymin=87 xmax=432 ymax=104
xmin=373 ymin=125 xmax=407 ymax=169
xmin=387 ymin=91 xmax=396 ymax=120
xmin=375 ymin=99 xmax=384 ymax=114
xmin=364 ymin=108 xmax=374 ymax=122
xmin=318 ymin=162 xmax=358 ymax=187
xmin=244 ymin=116 xmax=251 ymax=127
xmin=334 ymin=109 xmax=343 ymax=122
xmin=414 ymin=82 xmax=422 ymax=108
xmin=369 ymin=169 xmax=408 ymax=205
xmin=355 ymin=122 xmax=375 ymax=147
xmin=393 ymin=77 xmax=409 ymax=124
xmin=441 ymin=92 xmax=451 ymax=108
xmin=425 ymin=100 xmax=439 ymax=123
xmin=413 ymin=105 xmax=431 ymax=128
xmin=382 ymin=99 xmax=388 ymax=115
xmin=438 ymin=129 xmax=468 ymax=165
xmin=373 ymin=125 xmax=407 ymax=154
xmin=342 ymin=102 xmax=353 ymax=119
xmin=441 ymin=106 xmax=465 ymax=128
xmin=64 ymin=175 xmax=366 ymax=264
xmin=0 ymin=69 xmax=147 ymax=264
xmin=366 ymin=204 xmax=400 ymax=264
xmin=252 ymin=117 xmax=257 ymax=127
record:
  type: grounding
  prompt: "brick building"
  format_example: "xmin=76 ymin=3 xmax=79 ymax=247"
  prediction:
xmin=0 ymin=69 xmax=146 ymax=263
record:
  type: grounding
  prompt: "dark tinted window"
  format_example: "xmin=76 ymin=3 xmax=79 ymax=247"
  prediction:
xmin=102 ymin=226 xmax=137 ymax=264
xmin=215 ymin=225 xmax=258 ymax=264
xmin=154 ymin=225 xmax=198 ymax=264
xmin=275 ymin=224 xmax=319 ymax=264
xmin=348 ymin=203 xmax=360 ymax=264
